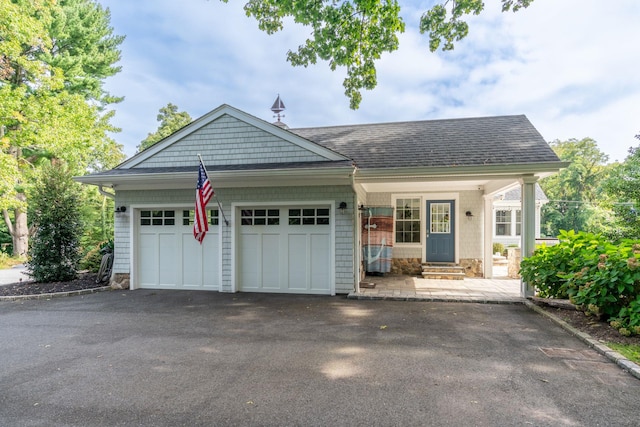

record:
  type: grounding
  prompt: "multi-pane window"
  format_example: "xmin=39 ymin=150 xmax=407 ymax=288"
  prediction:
xmin=241 ymin=209 xmax=280 ymax=226
xmin=140 ymin=210 xmax=175 ymax=226
xmin=289 ymin=208 xmax=330 ymax=225
xmin=182 ymin=209 xmax=219 ymax=226
xmin=395 ymin=198 xmax=420 ymax=243
xmin=495 ymin=210 xmax=511 ymax=236
xmin=515 ymin=210 xmax=522 ymax=236
xmin=430 ymin=203 xmax=451 ymax=234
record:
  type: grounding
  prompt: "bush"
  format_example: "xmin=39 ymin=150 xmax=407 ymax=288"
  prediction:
xmin=521 ymin=230 xmax=640 ymax=335
xmin=492 ymin=243 xmax=505 ymax=256
xmin=27 ymin=163 xmax=82 ymax=282
xmin=80 ymin=240 xmax=113 ymax=272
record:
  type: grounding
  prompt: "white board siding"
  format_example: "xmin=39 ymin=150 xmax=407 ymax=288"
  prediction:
xmin=115 ymin=185 xmax=355 ymax=294
xmin=134 ymin=115 xmax=328 ymax=168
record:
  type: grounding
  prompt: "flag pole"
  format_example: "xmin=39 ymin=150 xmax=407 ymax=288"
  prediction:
xmin=197 ymin=154 xmax=229 ymax=226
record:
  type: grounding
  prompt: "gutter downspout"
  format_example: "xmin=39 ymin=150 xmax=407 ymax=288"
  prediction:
xmin=98 ymin=185 xmax=115 ymax=199
xmin=350 ymin=165 xmax=360 ymax=294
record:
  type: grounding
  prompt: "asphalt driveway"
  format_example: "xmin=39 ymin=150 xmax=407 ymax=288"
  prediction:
xmin=1 ymin=291 xmax=639 ymax=426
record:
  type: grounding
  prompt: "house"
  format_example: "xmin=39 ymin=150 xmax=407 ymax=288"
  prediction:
xmin=76 ymin=103 xmax=565 ymax=297
xmin=493 ymin=184 xmax=548 ymax=249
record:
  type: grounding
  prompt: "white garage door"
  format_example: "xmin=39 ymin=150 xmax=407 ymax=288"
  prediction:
xmin=137 ymin=208 xmax=220 ymax=290
xmin=239 ymin=206 xmax=332 ymax=294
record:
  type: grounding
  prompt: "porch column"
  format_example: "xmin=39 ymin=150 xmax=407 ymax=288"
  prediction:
xmin=520 ymin=176 xmax=538 ymax=297
xmin=483 ymin=194 xmax=494 ymax=279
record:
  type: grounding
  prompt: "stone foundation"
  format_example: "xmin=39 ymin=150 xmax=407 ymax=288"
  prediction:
xmin=390 ymin=258 xmax=422 ymax=275
xmin=507 ymin=248 xmax=521 ymax=279
xmin=111 ymin=273 xmax=130 ymax=290
xmin=459 ymin=258 xmax=483 ymax=278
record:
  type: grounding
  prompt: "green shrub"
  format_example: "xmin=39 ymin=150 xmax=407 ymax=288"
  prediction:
xmin=522 ymin=230 xmax=640 ymax=336
xmin=80 ymin=240 xmax=113 ymax=272
xmin=492 ymin=243 xmax=505 ymax=256
xmin=27 ymin=163 xmax=82 ymax=282
xmin=520 ymin=231 xmax=581 ymax=298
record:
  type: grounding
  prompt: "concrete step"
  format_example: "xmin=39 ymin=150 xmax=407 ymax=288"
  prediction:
xmin=421 ymin=263 xmax=466 ymax=280
xmin=421 ymin=271 xmax=466 ymax=280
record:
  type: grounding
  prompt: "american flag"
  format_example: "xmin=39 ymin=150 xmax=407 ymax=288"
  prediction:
xmin=194 ymin=159 xmax=214 ymax=243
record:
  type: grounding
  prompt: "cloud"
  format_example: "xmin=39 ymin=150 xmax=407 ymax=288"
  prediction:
xmin=101 ymin=0 xmax=640 ymax=163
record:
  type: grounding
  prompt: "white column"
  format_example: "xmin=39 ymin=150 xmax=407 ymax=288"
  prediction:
xmin=483 ymin=195 xmax=494 ymax=279
xmin=520 ymin=176 xmax=538 ymax=297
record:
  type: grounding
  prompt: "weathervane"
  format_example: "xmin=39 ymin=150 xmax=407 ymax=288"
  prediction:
xmin=271 ymin=94 xmax=285 ymax=122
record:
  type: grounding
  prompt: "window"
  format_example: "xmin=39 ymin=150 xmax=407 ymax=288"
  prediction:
xmin=495 ymin=210 xmax=511 ymax=236
xmin=430 ymin=203 xmax=451 ymax=234
xmin=515 ymin=210 xmax=522 ymax=236
xmin=395 ymin=198 xmax=420 ymax=243
xmin=289 ymin=208 xmax=330 ymax=225
xmin=182 ymin=209 xmax=219 ymax=226
xmin=140 ymin=210 xmax=175 ymax=226
xmin=241 ymin=209 xmax=280 ymax=226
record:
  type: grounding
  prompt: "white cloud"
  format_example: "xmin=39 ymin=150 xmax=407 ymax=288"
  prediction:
xmin=100 ymin=0 xmax=640 ymax=162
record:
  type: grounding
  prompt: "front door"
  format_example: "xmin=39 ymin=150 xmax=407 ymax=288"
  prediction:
xmin=426 ymin=200 xmax=455 ymax=263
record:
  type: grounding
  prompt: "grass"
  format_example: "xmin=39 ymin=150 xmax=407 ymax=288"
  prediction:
xmin=0 ymin=253 xmax=24 ymax=270
xmin=607 ymin=343 xmax=640 ymax=364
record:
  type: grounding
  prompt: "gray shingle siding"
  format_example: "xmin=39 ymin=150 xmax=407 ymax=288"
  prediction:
xmin=136 ymin=114 xmax=328 ymax=168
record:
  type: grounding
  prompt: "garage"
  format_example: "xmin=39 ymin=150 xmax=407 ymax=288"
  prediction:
xmin=136 ymin=208 xmax=220 ymax=290
xmin=237 ymin=206 xmax=333 ymax=295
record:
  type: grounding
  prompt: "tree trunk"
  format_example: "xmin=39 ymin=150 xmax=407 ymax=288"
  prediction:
xmin=3 ymin=203 xmax=29 ymax=258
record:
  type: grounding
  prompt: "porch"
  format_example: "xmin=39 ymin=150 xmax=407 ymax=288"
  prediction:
xmin=348 ymin=273 xmax=522 ymax=303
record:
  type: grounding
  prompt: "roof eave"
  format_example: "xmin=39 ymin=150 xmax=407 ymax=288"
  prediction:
xmin=354 ymin=162 xmax=569 ymax=181
xmin=74 ymin=166 xmax=355 ymax=190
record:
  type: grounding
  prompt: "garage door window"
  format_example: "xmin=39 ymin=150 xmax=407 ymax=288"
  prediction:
xmin=288 ymin=208 xmax=330 ymax=225
xmin=182 ymin=209 xmax=219 ymax=226
xmin=140 ymin=210 xmax=175 ymax=226
xmin=242 ymin=209 xmax=280 ymax=226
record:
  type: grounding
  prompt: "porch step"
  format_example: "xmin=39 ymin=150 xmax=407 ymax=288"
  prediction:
xmin=493 ymin=255 xmax=508 ymax=266
xmin=421 ymin=263 xmax=466 ymax=280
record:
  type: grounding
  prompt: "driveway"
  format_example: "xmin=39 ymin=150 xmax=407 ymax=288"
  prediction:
xmin=1 ymin=291 xmax=639 ymax=426
xmin=0 ymin=265 xmax=30 ymax=285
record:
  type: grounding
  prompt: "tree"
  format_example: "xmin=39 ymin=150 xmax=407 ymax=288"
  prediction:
xmin=27 ymin=162 xmax=82 ymax=282
xmin=603 ymin=144 xmax=640 ymax=239
xmin=539 ymin=138 xmax=611 ymax=237
xmin=228 ymin=0 xmax=535 ymax=109
xmin=138 ymin=103 xmax=192 ymax=152
xmin=0 ymin=0 xmax=124 ymax=257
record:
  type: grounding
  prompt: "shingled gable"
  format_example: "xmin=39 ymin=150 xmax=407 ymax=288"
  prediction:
xmin=120 ymin=104 xmax=348 ymax=169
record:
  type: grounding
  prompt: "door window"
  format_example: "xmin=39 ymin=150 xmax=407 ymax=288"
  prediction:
xmin=430 ymin=203 xmax=451 ymax=234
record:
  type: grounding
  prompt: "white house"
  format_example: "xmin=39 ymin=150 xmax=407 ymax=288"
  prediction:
xmin=493 ymin=184 xmax=548 ymax=248
xmin=76 ymin=104 xmax=565 ymax=297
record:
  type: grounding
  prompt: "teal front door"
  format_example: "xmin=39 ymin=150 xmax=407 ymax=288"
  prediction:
xmin=426 ymin=200 xmax=455 ymax=263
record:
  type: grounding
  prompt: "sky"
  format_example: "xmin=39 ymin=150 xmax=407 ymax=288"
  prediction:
xmin=99 ymin=0 xmax=640 ymax=163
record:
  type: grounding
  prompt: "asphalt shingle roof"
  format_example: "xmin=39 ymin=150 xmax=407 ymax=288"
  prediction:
xmin=291 ymin=115 xmax=560 ymax=169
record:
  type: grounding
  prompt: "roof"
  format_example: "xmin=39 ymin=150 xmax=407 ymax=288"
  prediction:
xmin=290 ymin=115 xmax=560 ymax=169
xmin=501 ymin=184 xmax=548 ymax=201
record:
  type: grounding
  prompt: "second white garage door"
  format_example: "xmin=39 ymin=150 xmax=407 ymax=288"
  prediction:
xmin=238 ymin=206 xmax=332 ymax=294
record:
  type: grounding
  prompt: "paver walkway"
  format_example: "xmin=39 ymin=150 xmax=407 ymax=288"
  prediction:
xmin=349 ymin=274 xmax=522 ymax=303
